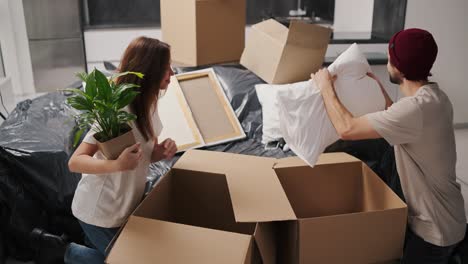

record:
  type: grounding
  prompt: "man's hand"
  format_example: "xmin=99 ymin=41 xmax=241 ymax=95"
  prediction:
xmin=311 ymin=68 xmax=336 ymax=94
xmin=367 ymin=72 xmax=384 ymax=87
xmin=367 ymin=72 xmax=394 ymax=109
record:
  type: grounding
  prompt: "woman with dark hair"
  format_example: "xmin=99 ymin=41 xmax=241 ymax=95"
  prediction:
xmin=64 ymin=36 xmax=177 ymax=263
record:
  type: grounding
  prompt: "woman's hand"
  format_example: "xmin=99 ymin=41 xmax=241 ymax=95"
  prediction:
xmin=115 ymin=143 xmax=143 ymax=171
xmin=152 ymin=138 xmax=177 ymax=162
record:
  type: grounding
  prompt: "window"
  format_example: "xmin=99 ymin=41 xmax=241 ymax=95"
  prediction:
xmin=82 ymin=0 xmax=406 ymax=44
xmin=247 ymin=0 xmax=335 ymax=25
xmin=82 ymin=0 xmax=334 ymax=28
xmin=83 ymin=0 xmax=161 ymax=28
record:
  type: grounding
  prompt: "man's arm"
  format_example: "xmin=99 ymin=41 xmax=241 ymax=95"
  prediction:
xmin=367 ymin=72 xmax=393 ymax=109
xmin=312 ymin=69 xmax=382 ymax=141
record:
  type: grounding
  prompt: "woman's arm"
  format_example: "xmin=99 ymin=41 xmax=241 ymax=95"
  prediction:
xmin=68 ymin=142 xmax=142 ymax=174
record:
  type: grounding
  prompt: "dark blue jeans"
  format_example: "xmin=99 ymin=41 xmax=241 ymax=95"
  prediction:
xmin=401 ymin=228 xmax=458 ymax=264
xmin=64 ymin=220 xmax=119 ymax=264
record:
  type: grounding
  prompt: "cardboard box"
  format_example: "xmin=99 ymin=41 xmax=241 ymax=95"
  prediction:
xmin=160 ymin=0 xmax=245 ymax=66
xmin=106 ymin=152 xmax=278 ymax=264
xmin=273 ymin=155 xmax=408 ymax=263
xmin=240 ymin=19 xmax=332 ymax=84
xmin=107 ymin=150 xmax=407 ymax=264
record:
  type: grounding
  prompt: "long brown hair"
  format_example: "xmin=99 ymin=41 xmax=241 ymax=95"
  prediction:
xmin=116 ymin=36 xmax=170 ymax=141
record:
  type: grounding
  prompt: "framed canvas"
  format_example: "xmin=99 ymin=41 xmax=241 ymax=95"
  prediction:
xmin=157 ymin=68 xmax=245 ymax=152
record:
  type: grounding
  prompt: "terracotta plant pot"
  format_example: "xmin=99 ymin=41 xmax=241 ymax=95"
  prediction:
xmin=94 ymin=126 xmax=136 ymax=160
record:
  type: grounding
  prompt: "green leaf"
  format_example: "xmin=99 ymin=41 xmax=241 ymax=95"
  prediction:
xmin=67 ymin=96 xmax=93 ymax=111
xmin=72 ymin=129 xmax=85 ymax=148
xmin=94 ymin=100 xmax=111 ymax=110
xmin=76 ymin=72 xmax=88 ymax=82
xmin=63 ymin=88 xmax=92 ymax=100
xmin=84 ymin=70 xmax=97 ymax=98
xmin=94 ymin=69 xmax=112 ymax=101
xmin=114 ymin=83 xmax=140 ymax=94
xmin=116 ymin=90 xmax=140 ymax=109
xmin=112 ymin=83 xmax=140 ymax=103
xmin=111 ymin=71 xmax=144 ymax=82
xmin=117 ymin=111 xmax=137 ymax=122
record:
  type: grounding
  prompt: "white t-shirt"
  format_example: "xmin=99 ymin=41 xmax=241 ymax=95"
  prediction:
xmin=71 ymin=110 xmax=163 ymax=228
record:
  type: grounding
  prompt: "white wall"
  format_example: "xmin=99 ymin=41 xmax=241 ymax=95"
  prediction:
xmin=405 ymin=0 xmax=468 ymax=124
xmin=0 ymin=0 xmax=34 ymax=96
xmin=0 ymin=77 xmax=14 ymax=112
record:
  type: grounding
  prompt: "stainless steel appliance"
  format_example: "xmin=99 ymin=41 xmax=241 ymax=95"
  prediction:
xmin=23 ymin=0 xmax=86 ymax=92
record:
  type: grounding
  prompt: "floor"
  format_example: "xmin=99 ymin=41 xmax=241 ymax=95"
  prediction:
xmin=4 ymin=93 xmax=468 ymax=263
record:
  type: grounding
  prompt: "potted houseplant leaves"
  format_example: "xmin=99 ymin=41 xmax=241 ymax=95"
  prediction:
xmin=66 ymin=68 xmax=144 ymax=159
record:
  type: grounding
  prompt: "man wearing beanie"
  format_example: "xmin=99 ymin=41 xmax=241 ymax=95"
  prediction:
xmin=313 ymin=28 xmax=466 ymax=263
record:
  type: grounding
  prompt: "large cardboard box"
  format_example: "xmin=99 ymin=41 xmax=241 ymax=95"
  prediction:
xmin=160 ymin=0 xmax=245 ymax=66
xmin=273 ymin=155 xmax=408 ymax=263
xmin=240 ymin=19 xmax=332 ymax=84
xmin=107 ymin=150 xmax=407 ymax=264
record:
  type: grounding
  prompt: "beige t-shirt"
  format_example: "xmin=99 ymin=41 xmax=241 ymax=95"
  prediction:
xmin=366 ymin=83 xmax=466 ymax=246
xmin=71 ymin=111 xmax=163 ymax=228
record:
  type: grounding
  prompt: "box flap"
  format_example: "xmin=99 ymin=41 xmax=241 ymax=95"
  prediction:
xmin=271 ymin=21 xmax=331 ymax=83
xmin=252 ymin=19 xmax=288 ymax=44
xmin=240 ymin=19 xmax=287 ymax=83
xmin=174 ymin=150 xmax=297 ymax=222
xmin=253 ymin=223 xmax=277 ymax=264
xmin=286 ymin=21 xmax=331 ymax=49
xmin=274 ymin=152 xmax=360 ymax=169
xmin=361 ymin=163 xmax=407 ymax=211
xmin=107 ymin=216 xmax=252 ymax=264
xmin=297 ymin=208 xmax=407 ymax=263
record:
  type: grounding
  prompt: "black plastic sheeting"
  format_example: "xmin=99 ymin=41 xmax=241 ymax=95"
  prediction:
xmin=0 ymin=64 xmax=402 ymax=262
xmin=0 ymin=93 xmax=84 ymax=262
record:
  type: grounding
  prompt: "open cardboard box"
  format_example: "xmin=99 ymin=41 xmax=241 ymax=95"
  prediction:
xmin=161 ymin=0 xmax=245 ymax=66
xmin=107 ymin=150 xmax=407 ymax=264
xmin=241 ymin=19 xmax=332 ymax=84
xmin=273 ymin=156 xmax=408 ymax=263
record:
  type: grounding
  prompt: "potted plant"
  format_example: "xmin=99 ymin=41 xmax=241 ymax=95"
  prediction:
xmin=66 ymin=68 xmax=144 ymax=159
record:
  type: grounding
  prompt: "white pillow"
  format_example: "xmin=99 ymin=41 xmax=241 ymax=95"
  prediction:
xmin=255 ymin=81 xmax=310 ymax=144
xmin=329 ymin=43 xmax=384 ymax=117
xmin=277 ymin=43 xmax=385 ymax=166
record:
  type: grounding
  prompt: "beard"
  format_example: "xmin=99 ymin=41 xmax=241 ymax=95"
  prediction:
xmin=389 ymin=72 xmax=402 ymax=85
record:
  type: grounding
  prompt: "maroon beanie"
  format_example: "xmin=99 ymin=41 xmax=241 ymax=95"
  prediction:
xmin=388 ymin=28 xmax=438 ymax=81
